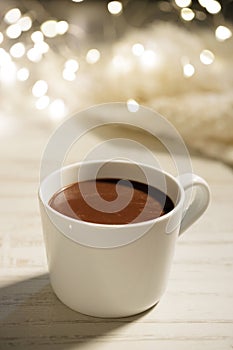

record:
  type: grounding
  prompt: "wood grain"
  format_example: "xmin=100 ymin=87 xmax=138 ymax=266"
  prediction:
xmin=0 ymin=119 xmax=233 ymax=349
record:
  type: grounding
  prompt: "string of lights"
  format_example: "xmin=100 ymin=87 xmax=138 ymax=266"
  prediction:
xmin=0 ymin=0 xmax=233 ymax=164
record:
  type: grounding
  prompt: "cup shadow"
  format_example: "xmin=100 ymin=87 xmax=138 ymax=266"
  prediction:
xmin=0 ymin=273 xmax=150 ymax=350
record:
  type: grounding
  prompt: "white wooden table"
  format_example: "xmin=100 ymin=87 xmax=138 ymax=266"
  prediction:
xmin=0 ymin=116 xmax=233 ymax=350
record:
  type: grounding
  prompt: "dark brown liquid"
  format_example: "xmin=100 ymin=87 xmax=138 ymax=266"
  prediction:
xmin=49 ymin=179 xmax=174 ymax=225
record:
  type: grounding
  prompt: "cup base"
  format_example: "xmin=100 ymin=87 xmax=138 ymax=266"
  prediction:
xmin=53 ymin=286 xmax=160 ymax=318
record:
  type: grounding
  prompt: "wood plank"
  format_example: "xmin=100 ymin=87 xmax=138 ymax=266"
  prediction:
xmin=0 ymin=120 xmax=233 ymax=349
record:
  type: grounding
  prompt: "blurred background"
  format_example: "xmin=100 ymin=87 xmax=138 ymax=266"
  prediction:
xmin=0 ymin=0 xmax=233 ymax=164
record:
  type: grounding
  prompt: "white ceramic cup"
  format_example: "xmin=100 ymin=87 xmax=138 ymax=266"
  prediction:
xmin=39 ymin=160 xmax=210 ymax=318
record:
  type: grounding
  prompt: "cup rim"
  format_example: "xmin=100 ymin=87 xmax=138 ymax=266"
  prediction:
xmin=39 ymin=160 xmax=185 ymax=228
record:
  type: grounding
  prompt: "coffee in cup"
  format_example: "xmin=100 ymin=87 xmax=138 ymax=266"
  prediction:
xmin=49 ymin=178 xmax=174 ymax=225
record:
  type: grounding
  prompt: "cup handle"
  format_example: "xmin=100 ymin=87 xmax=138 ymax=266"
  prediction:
xmin=178 ymin=174 xmax=210 ymax=236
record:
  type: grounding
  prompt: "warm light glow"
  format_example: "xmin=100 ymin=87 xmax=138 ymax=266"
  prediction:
xmin=181 ymin=8 xmax=195 ymax=21
xmin=4 ymin=8 xmax=21 ymax=24
xmin=206 ymin=0 xmax=221 ymax=14
xmin=0 ymin=51 xmax=11 ymax=65
xmin=0 ymin=61 xmax=16 ymax=84
xmin=32 ymin=80 xmax=48 ymax=97
xmin=63 ymin=58 xmax=78 ymax=80
xmin=175 ymin=0 xmax=192 ymax=8
xmin=10 ymin=42 xmax=25 ymax=58
xmin=62 ymin=69 xmax=76 ymax=81
xmin=62 ymin=58 xmax=78 ymax=79
xmin=17 ymin=67 xmax=30 ymax=81
xmin=35 ymin=95 xmax=50 ymax=110
xmin=215 ymin=25 xmax=232 ymax=41
xmin=200 ymin=49 xmax=215 ymax=65
xmin=0 ymin=48 xmax=11 ymax=65
xmin=18 ymin=16 xmax=32 ymax=31
xmin=49 ymin=99 xmax=66 ymax=121
xmin=107 ymin=1 xmax=123 ymax=15
xmin=183 ymin=63 xmax=195 ymax=77
xmin=198 ymin=0 xmax=209 ymax=7
xmin=112 ymin=55 xmax=132 ymax=73
xmin=132 ymin=43 xmax=144 ymax=56
xmin=72 ymin=0 xmax=84 ymax=2
xmin=65 ymin=59 xmax=79 ymax=72
xmin=86 ymin=49 xmax=101 ymax=64
xmin=0 ymin=33 xmax=3 ymax=44
xmin=31 ymin=31 xmax=44 ymax=43
xmin=0 ymin=114 xmax=16 ymax=137
xmin=127 ymin=99 xmax=139 ymax=113
xmin=140 ymin=50 xmax=159 ymax=70
xmin=6 ymin=23 xmax=21 ymax=39
xmin=41 ymin=20 xmax=57 ymax=38
xmin=27 ymin=48 xmax=42 ymax=62
xmin=34 ymin=41 xmax=49 ymax=54
xmin=56 ymin=21 xmax=69 ymax=35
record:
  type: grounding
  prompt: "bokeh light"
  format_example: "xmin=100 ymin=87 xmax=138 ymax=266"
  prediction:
xmin=0 ymin=0 xmax=231 ymax=126
xmin=0 ymin=48 xmax=11 ymax=65
xmin=132 ymin=43 xmax=144 ymax=56
xmin=140 ymin=50 xmax=159 ymax=70
xmin=0 ymin=61 xmax=16 ymax=84
xmin=183 ymin=63 xmax=195 ymax=77
xmin=56 ymin=21 xmax=69 ymax=35
xmin=49 ymin=99 xmax=67 ymax=121
xmin=34 ymin=41 xmax=50 ymax=54
xmin=35 ymin=96 xmax=50 ymax=110
xmin=127 ymin=99 xmax=139 ymax=113
xmin=181 ymin=8 xmax=195 ymax=21
xmin=27 ymin=48 xmax=42 ymax=62
xmin=18 ymin=16 xmax=32 ymax=31
xmin=200 ymin=49 xmax=215 ymax=65
xmin=65 ymin=59 xmax=79 ymax=72
xmin=63 ymin=59 xmax=79 ymax=81
xmin=198 ymin=0 xmax=208 ymax=7
xmin=205 ymin=0 xmax=221 ymax=14
xmin=62 ymin=69 xmax=76 ymax=81
xmin=175 ymin=0 xmax=192 ymax=8
xmin=4 ymin=8 xmax=21 ymax=24
xmin=107 ymin=1 xmax=123 ymax=15
xmin=6 ymin=24 xmax=21 ymax=39
xmin=31 ymin=31 xmax=44 ymax=43
xmin=32 ymin=80 xmax=48 ymax=97
xmin=215 ymin=25 xmax=232 ymax=41
xmin=41 ymin=20 xmax=57 ymax=38
xmin=10 ymin=43 xmax=25 ymax=58
xmin=86 ymin=49 xmax=101 ymax=64
xmin=17 ymin=68 xmax=30 ymax=81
